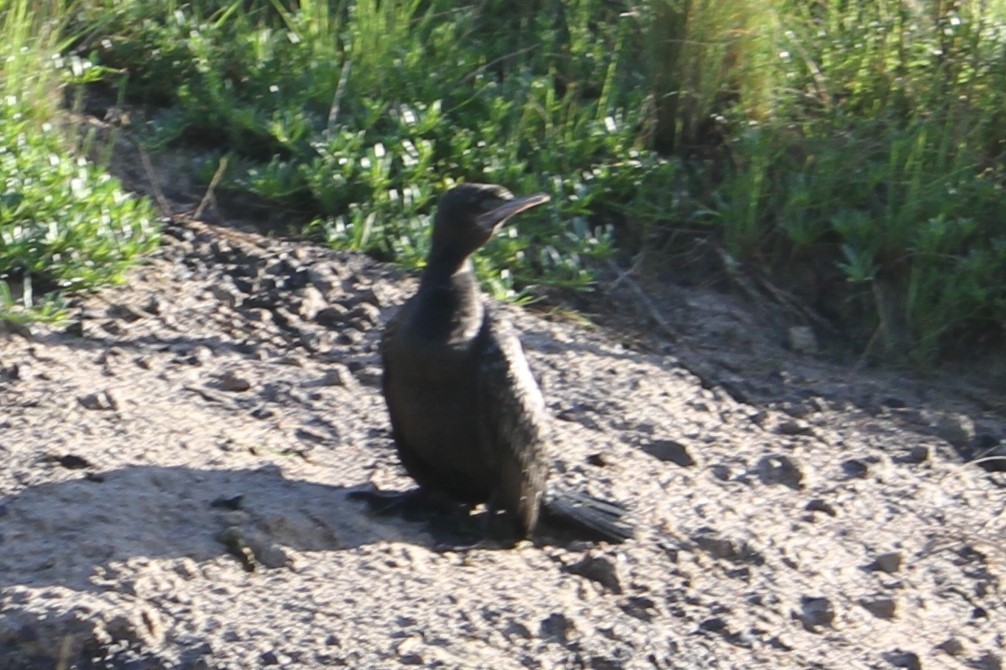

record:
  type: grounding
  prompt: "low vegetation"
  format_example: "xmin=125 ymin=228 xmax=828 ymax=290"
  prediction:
xmin=0 ymin=0 xmax=158 ymax=323
xmin=2 ymin=0 xmax=1004 ymax=365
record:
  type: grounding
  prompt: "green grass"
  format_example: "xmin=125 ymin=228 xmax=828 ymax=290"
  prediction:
xmin=3 ymin=0 xmax=1006 ymax=367
xmin=1 ymin=0 xmax=159 ymax=323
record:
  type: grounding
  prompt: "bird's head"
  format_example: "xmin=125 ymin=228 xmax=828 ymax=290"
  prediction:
xmin=429 ymin=183 xmax=550 ymax=269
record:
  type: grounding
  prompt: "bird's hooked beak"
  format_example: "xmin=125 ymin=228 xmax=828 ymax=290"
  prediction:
xmin=475 ymin=192 xmax=551 ymax=235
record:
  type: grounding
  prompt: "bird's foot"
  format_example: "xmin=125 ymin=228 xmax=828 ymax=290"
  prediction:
xmin=347 ymin=485 xmax=433 ymax=517
xmin=348 ymin=484 xmax=474 ymax=525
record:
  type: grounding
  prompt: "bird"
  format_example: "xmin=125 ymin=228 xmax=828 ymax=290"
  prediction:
xmin=375 ymin=182 xmax=633 ymax=543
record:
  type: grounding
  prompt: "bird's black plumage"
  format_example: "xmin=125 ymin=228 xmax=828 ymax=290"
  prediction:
xmin=379 ymin=183 xmax=632 ymax=542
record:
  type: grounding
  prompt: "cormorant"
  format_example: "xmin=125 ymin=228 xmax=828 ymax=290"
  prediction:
xmin=377 ymin=183 xmax=633 ymax=543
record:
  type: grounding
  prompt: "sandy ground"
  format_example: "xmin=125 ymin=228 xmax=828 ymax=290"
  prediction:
xmin=1 ymin=208 xmax=1003 ymax=669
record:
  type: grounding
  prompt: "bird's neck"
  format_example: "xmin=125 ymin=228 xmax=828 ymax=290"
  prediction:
xmin=415 ymin=257 xmax=484 ymax=346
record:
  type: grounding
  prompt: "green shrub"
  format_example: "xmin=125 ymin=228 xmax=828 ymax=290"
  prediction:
xmin=1 ymin=0 xmax=159 ymax=322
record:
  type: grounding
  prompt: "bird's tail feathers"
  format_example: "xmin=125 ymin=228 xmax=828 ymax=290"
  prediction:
xmin=542 ymin=490 xmax=634 ymax=543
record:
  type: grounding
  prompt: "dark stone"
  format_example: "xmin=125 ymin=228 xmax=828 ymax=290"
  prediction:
xmin=210 ymin=495 xmax=244 ymax=511
xmin=796 ymin=595 xmax=834 ymax=631
xmin=859 ymin=596 xmax=896 ymax=620
xmin=805 ymin=498 xmax=837 ymax=516
xmin=841 ymin=459 xmax=869 ymax=478
xmin=757 ymin=454 xmax=804 ymax=490
xmin=691 ymin=527 xmax=765 ymax=565
xmin=564 ymin=553 xmax=622 ymax=593
xmin=641 ymin=439 xmax=695 ymax=467
xmin=882 ymin=649 xmax=921 ymax=670
xmin=618 ymin=596 xmax=657 ymax=622
xmin=539 ymin=612 xmax=575 ymax=644
xmin=55 ymin=454 xmax=93 ymax=470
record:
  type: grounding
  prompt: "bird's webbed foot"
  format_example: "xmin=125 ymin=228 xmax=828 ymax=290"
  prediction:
xmin=347 ymin=485 xmax=459 ymax=520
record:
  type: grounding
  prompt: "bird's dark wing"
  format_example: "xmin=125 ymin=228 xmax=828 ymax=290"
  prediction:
xmin=475 ymin=309 xmax=550 ymax=536
xmin=379 ymin=300 xmax=429 ymax=482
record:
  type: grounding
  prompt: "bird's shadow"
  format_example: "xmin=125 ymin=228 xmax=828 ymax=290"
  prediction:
xmin=0 ymin=464 xmax=498 ymax=592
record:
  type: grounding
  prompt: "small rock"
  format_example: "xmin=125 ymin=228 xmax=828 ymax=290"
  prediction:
xmin=100 ymin=319 xmax=124 ymax=336
xmin=217 ymin=370 xmax=252 ymax=392
xmin=353 ymin=366 xmax=383 ymax=388
xmin=757 ymin=454 xmax=804 ymax=490
xmin=348 ymin=302 xmax=382 ymax=328
xmin=883 ymin=649 xmax=921 ymax=670
xmin=1 ymin=362 xmax=20 ymax=381
xmin=142 ymin=295 xmax=162 ymax=315
xmin=936 ymin=638 xmax=964 ymax=657
xmin=899 ymin=445 xmax=930 ymax=464
xmin=564 ymin=552 xmax=623 ymax=594
xmin=242 ymin=308 xmax=273 ymax=324
xmin=295 ymin=427 xmax=328 ymax=445
xmin=859 ymin=595 xmax=897 ymax=620
xmin=539 ymin=612 xmax=576 ymax=644
xmin=618 ymin=596 xmax=657 ymax=622
xmin=776 ymin=419 xmax=812 ymax=436
xmin=210 ymin=283 xmax=243 ymax=308
xmin=841 ymin=459 xmax=870 ymax=478
xmin=315 ymin=305 xmax=350 ymax=328
xmin=973 ymin=652 xmax=1002 ymax=670
xmin=308 ymin=265 xmax=340 ymax=296
xmin=210 ymin=495 xmax=244 ymax=511
xmin=698 ymin=616 xmax=727 ymax=633
xmin=780 ymin=401 xmax=812 ymax=419
xmin=298 ymin=285 xmax=329 ymax=321
xmin=872 ymin=551 xmax=903 ymax=574
xmin=503 ymin=621 xmax=533 ymax=640
xmin=805 ymin=498 xmax=837 ymax=516
xmin=55 ymin=454 xmax=93 ymax=470
xmin=710 ymin=464 xmax=732 ymax=481
xmin=218 ymin=526 xmax=257 ymax=572
xmin=78 ymin=390 xmax=118 ymax=411
xmin=928 ymin=412 xmax=975 ymax=449
xmin=336 ymin=328 xmax=363 ymax=345
xmin=788 ymin=326 xmax=818 ymax=354
xmin=318 ymin=366 xmax=351 ymax=387
xmin=641 ymin=439 xmax=695 ymax=467
xmin=797 ymin=595 xmax=835 ymax=631
xmin=107 ymin=302 xmax=144 ymax=322
xmin=691 ymin=527 xmax=765 ymax=565
xmin=395 ymin=636 xmax=425 ymax=665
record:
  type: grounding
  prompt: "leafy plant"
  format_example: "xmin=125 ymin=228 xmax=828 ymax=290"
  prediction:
xmin=1 ymin=0 xmax=159 ymax=323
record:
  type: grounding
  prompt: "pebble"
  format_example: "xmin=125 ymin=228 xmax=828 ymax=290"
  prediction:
xmin=872 ymin=551 xmax=903 ymax=574
xmin=899 ymin=445 xmax=930 ymax=464
xmin=641 ymin=439 xmax=696 ymax=467
xmin=756 ymin=454 xmax=804 ymax=490
xmin=927 ymin=411 xmax=975 ymax=449
xmin=539 ymin=612 xmax=576 ymax=644
xmin=841 ymin=458 xmax=870 ymax=478
xmin=78 ymin=390 xmax=118 ymax=411
xmin=691 ymin=527 xmax=765 ymax=565
xmin=776 ymin=419 xmax=813 ymax=436
xmin=937 ymin=638 xmax=965 ymax=657
xmin=564 ymin=552 xmax=623 ymax=594
xmin=317 ymin=366 xmax=352 ymax=386
xmin=797 ymin=595 xmax=835 ymax=631
xmin=297 ymin=285 xmax=328 ymax=321
xmin=217 ymin=370 xmax=253 ymax=392
xmin=805 ymin=498 xmax=837 ymax=516
xmin=883 ymin=649 xmax=921 ymax=670
xmin=859 ymin=595 xmax=897 ymax=620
